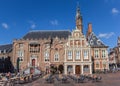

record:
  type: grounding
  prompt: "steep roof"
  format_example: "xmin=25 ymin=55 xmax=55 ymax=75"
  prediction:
xmin=0 ymin=44 xmax=12 ymax=53
xmin=87 ymin=32 xmax=108 ymax=48
xmin=22 ymin=30 xmax=71 ymax=40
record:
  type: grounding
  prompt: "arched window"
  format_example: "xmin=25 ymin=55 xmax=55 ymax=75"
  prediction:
xmin=83 ymin=65 xmax=89 ymax=72
xmin=44 ymin=51 xmax=49 ymax=61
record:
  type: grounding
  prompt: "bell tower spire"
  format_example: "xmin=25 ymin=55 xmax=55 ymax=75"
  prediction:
xmin=76 ymin=3 xmax=83 ymax=33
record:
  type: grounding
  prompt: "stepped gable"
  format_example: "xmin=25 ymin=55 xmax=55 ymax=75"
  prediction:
xmin=87 ymin=32 xmax=108 ymax=48
xmin=23 ymin=30 xmax=71 ymax=40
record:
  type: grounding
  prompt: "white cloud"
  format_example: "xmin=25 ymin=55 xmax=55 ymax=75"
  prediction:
xmin=28 ymin=21 xmax=36 ymax=29
xmin=1 ymin=23 xmax=8 ymax=29
xmin=31 ymin=23 xmax=36 ymax=29
xmin=98 ymin=32 xmax=115 ymax=39
xmin=50 ymin=20 xmax=58 ymax=26
xmin=112 ymin=8 xmax=119 ymax=14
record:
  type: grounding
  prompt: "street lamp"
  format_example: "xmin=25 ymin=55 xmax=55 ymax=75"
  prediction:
xmin=17 ymin=57 xmax=20 ymax=72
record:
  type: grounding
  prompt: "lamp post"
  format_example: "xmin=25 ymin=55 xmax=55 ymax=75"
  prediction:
xmin=17 ymin=57 xmax=20 ymax=73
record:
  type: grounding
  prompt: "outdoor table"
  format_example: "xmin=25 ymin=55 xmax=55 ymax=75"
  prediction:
xmin=0 ymin=79 xmax=8 ymax=86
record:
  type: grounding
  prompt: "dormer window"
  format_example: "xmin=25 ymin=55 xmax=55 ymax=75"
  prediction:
xmin=97 ymin=40 xmax=101 ymax=45
xmin=93 ymin=35 xmax=96 ymax=40
xmin=90 ymin=40 xmax=94 ymax=45
xmin=3 ymin=50 xmax=6 ymax=53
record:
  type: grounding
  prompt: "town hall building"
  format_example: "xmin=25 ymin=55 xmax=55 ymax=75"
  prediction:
xmin=12 ymin=6 xmax=109 ymax=74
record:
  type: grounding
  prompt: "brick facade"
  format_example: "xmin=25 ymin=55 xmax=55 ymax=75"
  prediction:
xmin=11 ymin=6 xmax=109 ymax=74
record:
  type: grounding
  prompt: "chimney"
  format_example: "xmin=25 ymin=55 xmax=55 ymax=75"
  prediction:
xmin=86 ymin=23 xmax=92 ymax=41
xmin=88 ymin=23 xmax=92 ymax=34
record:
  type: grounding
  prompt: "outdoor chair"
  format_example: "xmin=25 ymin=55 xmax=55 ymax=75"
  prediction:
xmin=94 ymin=76 xmax=102 ymax=82
xmin=68 ymin=75 xmax=78 ymax=82
xmin=45 ymin=74 xmax=54 ymax=83
xmin=77 ymin=76 xmax=85 ymax=83
xmin=61 ymin=77 xmax=68 ymax=83
xmin=91 ymin=75 xmax=102 ymax=82
xmin=55 ymin=76 xmax=61 ymax=81
xmin=86 ymin=74 xmax=94 ymax=81
xmin=0 ymin=80 xmax=8 ymax=86
xmin=6 ymin=79 xmax=15 ymax=86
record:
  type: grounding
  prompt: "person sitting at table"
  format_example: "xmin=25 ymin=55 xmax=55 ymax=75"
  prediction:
xmin=2 ymin=76 xmax=7 ymax=81
xmin=6 ymin=72 xmax=11 ymax=79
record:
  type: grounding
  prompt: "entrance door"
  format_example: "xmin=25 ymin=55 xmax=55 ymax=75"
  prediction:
xmin=75 ymin=65 xmax=81 ymax=74
xmin=32 ymin=59 xmax=35 ymax=66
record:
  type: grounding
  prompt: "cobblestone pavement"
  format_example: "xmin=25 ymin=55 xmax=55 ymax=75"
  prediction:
xmin=19 ymin=71 xmax=120 ymax=86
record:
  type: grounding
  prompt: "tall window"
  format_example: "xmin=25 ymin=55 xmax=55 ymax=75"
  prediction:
xmin=95 ymin=50 xmax=99 ymax=58
xmin=44 ymin=52 xmax=49 ymax=61
xmin=54 ymin=53 xmax=59 ymax=61
xmin=3 ymin=50 xmax=6 ymax=53
xmin=75 ymin=51 xmax=80 ymax=60
xmin=83 ymin=65 xmax=89 ymax=72
xmin=103 ymin=62 xmax=106 ymax=68
xmin=17 ymin=50 xmax=24 ymax=61
xmin=29 ymin=44 xmax=40 ymax=53
xmin=102 ymin=50 xmax=106 ymax=58
xmin=67 ymin=65 xmax=73 ymax=73
xmin=84 ymin=50 xmax=89 ymax=59
xmin=68 ymin=51 xmax=72 ymax=60
xmin=96 ymin=62 xmax=99 ymax=68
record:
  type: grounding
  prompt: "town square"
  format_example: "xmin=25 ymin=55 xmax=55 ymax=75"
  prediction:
xmin=0 ymin=0 xmax=120 ymax=86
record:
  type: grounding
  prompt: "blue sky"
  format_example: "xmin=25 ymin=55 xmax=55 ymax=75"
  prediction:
xmin=0 ymin=0 xmax=120 ymax=48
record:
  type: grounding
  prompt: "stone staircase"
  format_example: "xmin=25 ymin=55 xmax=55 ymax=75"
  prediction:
xmin=23 ymin=67 xmax=41 ymax=74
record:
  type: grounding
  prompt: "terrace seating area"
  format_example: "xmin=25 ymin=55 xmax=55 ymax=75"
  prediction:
xmin=44 ymin=74 xmax=102 ymax=84
xmin=0 ymin=72 xmax=42 ymax=86
xmin=0 ymin=71 xmax=103 ymax=86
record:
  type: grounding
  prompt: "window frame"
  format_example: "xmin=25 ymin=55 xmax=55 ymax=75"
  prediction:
xmin=94 ymin=50 xmax=99 ymax=58
xmin=67 ymin=50 xmax=72 ymax=60
xmin=44 ymin=51 xmax=49 ymax=62
xmin=17 ymin=50 xmax=24 ymax=61
xmin=75 ymin=50 xmax=80 ymax=60
xmin=83 ymin=50 xmax=89 ymax=59
xmin=54 ymin=52 xmax=59 ymax=62
xmin=102 ymin=50 xmax=106 ymax=58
